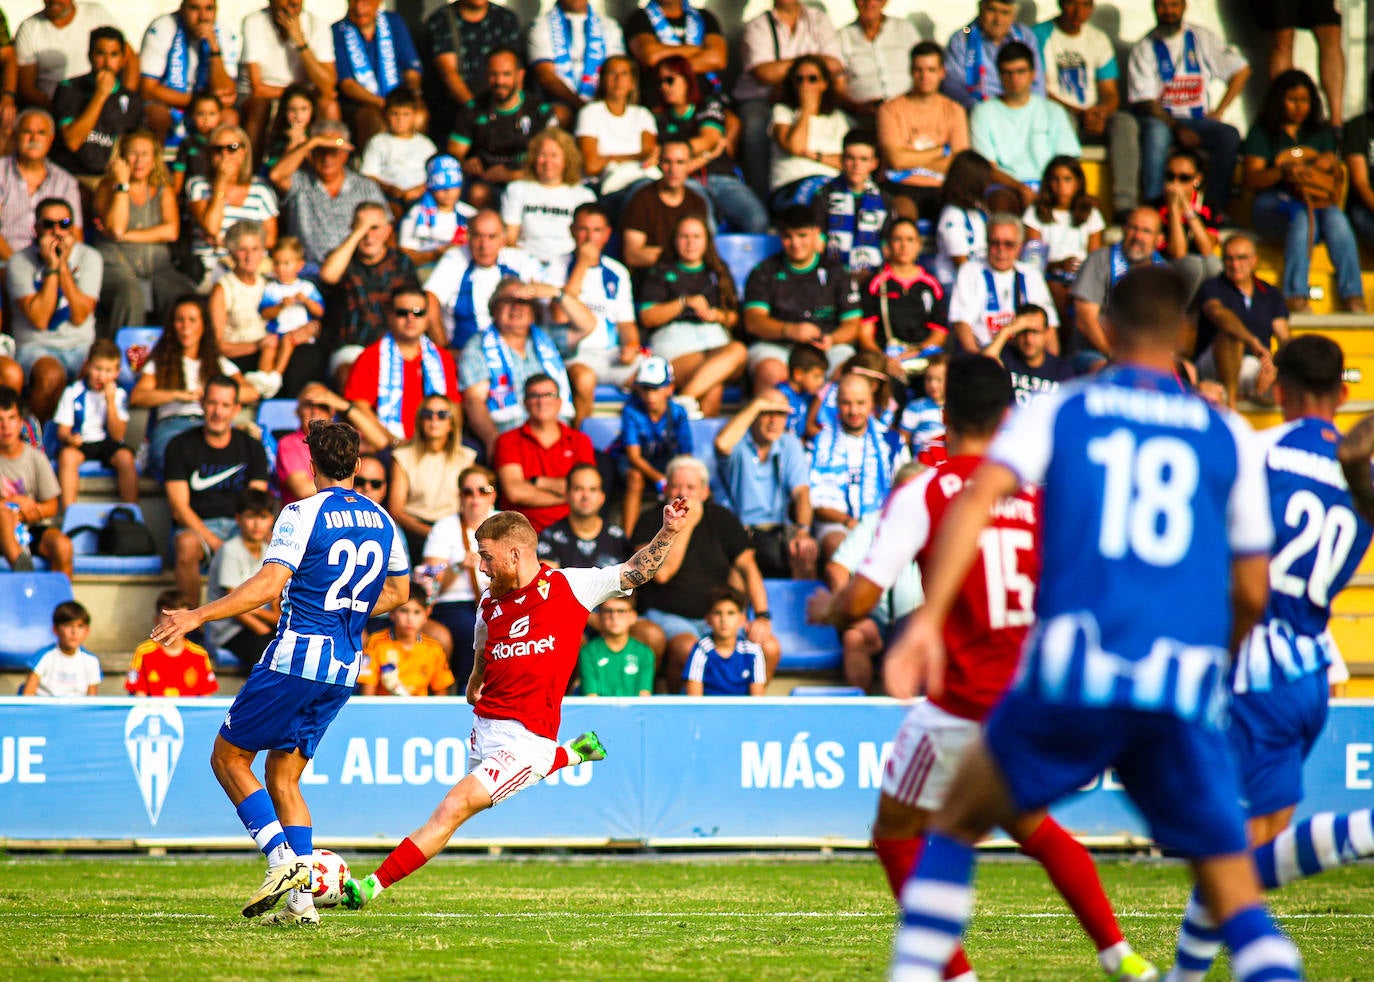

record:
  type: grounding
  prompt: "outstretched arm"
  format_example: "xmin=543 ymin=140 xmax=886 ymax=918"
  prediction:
xmin=150 ymin=562 xmax=292 ymax=646
xmin=620 ymin=496 xmax=690 ymax=591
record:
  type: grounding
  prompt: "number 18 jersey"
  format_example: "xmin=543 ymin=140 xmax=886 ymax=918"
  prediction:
xmin=262 ymin=485 xmax=409 ymax=687
xmin=989 ymin=366 xmax=1273 ymax=727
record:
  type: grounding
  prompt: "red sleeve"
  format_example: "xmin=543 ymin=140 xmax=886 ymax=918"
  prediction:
xmin=491 ymin=429 xmax=520 ymax=469
xmin=343 ymin=344 xmax=380 ymax=403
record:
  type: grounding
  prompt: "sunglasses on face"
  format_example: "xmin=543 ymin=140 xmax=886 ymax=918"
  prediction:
xmin=39 ymin=217 xmax=73 ymax=230
xmin=1165 ymin=171 xmax=1196 ymax=182
xmin=356 ymin=477 xmax=386 ymax=490
xmin=419 ymin=408 xmax=452 ymax=420
xmin=393 ymin=306 xmax=427 ymax=318
xmin=212 ymin=142 xmax=244 ymax=152
xmin=461 ymin=485 xmax=496 ymax=497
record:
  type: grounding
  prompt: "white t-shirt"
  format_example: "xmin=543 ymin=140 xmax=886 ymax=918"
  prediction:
xmin=30 ymin=646 xmax=102 ymax=696
xmin=1125 ymin=23 xmax=1248 ymax=114
xmin=143 ymin=354 xmax=240 ymax=420
xmin=360 ymin=132 xmax=439 ymax=192
xmin=526 ymin=8 xmax=625 ymax=93
xmin=53 ymin=380 xmax=129 ymax=443
xmin=237 ymin=7 xmax=336 ymax=95
xmin=574 ymin=101 xmax=657 ymax=158
xmin=934 ymin=205 xmax=987 ymax=286
xmin=14 ymin=2 xmax=118 ymax=97
xmin=770 ymin=105 xmax=847 ymax=190
xmin=545 ymin=255 xmax=636 ymax=353
xmin=141 ymin=12 xmax=244 ymax=90
xmin=398 ymin=200 xmax=478 ymax=253
xmin=422 ymin=514 xmax=490 ymax=604
xmin=1022 ymin=205 xmax=1106 ymax=264
xmin=1037 ymin=21 xmax=1115 ymax=111
xmin=499 ymin=180 xmax=598 ymax=265
xmin=948 ymin=260 xmax=1059 ymax=346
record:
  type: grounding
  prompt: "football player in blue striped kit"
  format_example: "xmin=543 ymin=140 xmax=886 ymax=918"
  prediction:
xmin=883 ymin=266 xmax=1303 ymax=982
xmin=1166 ymin=335 xmax=1374 ymax=980
xmin=151 ymin=420 xmax=410 ymax=924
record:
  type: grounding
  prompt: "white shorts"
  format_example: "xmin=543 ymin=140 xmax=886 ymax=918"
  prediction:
xmin=881 ymin=700 xmax=980 ymax=811
xmin=746 ymin=340 xmax=854 ymax=373
xmin=1196 ymin=346 xmax=1262 ymax=396
xmin=466 ymin=715 xmax=558 ymax=805
xmin=650 ymin=321 xmax=734 ymax=364
xmin=568 ymin=346 xmax=642 ymax=387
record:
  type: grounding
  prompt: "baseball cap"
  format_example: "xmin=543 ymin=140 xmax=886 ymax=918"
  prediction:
xmin=426 ymin=154 xmax=464 ymax=191
xmin=635 ymin=356 xmax=674 ymax=388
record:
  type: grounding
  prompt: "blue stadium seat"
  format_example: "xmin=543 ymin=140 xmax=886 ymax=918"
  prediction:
xmin=257 ymin=398 xmax=299 ymax=437
xmin=0 ymin=556 xmax=50 ymax=572
xmin=115 ymin=326 xmax=161 ymax=389
xmin=39 ymin=421 xmax=115 ymax=476
xmin=581 ymin=415 xmax=622 ymax=452
xmin=0 ymin=573 xmax=75 ymax=669
xmin=790 ymin=686 xmax=866 ymax=697
xmin=594 ymin=384 xmax=628 ymax=407
xmin=715 ymin=234 xmax=781 ymax=293
xmin=763 ymin=578 xmax=842 ymax=672
xmin=689 ymin=417 xmax=727 ymax=499
xmin=63 ymin=502 xmax=164 ymax=574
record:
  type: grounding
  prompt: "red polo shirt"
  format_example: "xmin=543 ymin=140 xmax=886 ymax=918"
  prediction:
xmin=492 ymin=421 xmax=596 ymax=532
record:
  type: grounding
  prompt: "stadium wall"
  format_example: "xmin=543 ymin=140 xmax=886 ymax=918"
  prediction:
xmin=3 ymin=0 xmax=1367 ymax=124
xmin=5 ymin=697 xmax=1374 ymax=848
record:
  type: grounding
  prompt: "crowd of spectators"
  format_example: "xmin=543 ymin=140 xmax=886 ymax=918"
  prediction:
xmin=1 ymin=0 xmax=1369 ymax=696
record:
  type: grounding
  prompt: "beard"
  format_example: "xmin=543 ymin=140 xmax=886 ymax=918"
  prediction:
xmin=487 ymin=567 xmax=518 ymax=597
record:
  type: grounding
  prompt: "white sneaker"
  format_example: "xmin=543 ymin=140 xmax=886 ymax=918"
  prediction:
xmin=256 ymin=905 xmax=320 ymax=927
xmin=244 ymin=370 xmax=283 ymax=399
xmin=673 ymin=394 xmax=703 ymax=420
xmin=242 ymin=857 xmax=310 ymax=918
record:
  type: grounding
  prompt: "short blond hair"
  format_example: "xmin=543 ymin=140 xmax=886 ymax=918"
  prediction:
xmin=476 ymin=511 xmax=538 ymax=549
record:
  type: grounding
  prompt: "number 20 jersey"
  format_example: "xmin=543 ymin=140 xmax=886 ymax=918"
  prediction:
xmin=989 ymin=366 xmax=1274 ymax=727
xmin=262 ymin=485 xmax=409 ymax=687
xmin=858 ymin=455 xmax=1041 ymax=722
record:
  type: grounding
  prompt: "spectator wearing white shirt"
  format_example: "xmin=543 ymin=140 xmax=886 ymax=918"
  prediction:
xmin=527 ymin=0 xmax=625 ymax=128
xmin=839 ymin=0 xmax=919 ymax=118
xmin=359 ymin=88 xmax=437 ymax=217
xmin=398 ymin=154 xmax=477 ymax=274
xmin=500 ymin=128 xmax=597 ymax=267
xmin=574 ymin=55 xmax=659 ymax=215
xmin=139 ymin=0 xmax=242 ymax=143
xmin=948 ymin=212 xmax=1059 ymax=354
xmin=15 ymin=0 xmax=137 ymax=110
xmin=237 ymin=0 xmax=339 ymax=161
xmin=1022 ymin=155 xmax=1104 ymax=325
xmin=24 ymin=601 xmax=101 ymax=696
xmin=932 ymin=149 xmax=993 ymax=287
xmin=769 ymin=55 xmax=849 ymax=213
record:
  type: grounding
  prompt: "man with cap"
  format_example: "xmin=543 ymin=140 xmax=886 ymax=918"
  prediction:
xmin=492 ymin=373 xmax=598 ymax=533
xmin=270 ymin=119 xmax=386 ymax=268
xmin=399 ymin=154 xmax=477 ymax=273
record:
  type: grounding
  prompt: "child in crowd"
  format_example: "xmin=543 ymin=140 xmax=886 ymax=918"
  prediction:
xmin=776 ymin=343 xmax=827 ymax=441
xmin=261 ymin=84 xmax=317 ymax=172
xmin=210 ymin=221 xmax=271 ymax=379
xmin=127 ymin=589 xmax=218 ymax=696
xmin=618 ymin=356 xmax=693 ymax=533
xmin=359 ymin=586 xmax=455 ymax=696
xmin=361 ymin=89 xmax=438 ymax=219
xmin=170 ymin=90 xmax=224 ymax=198
xmin=578 ymin=596 xmax=654 ymax=697
xmin=250 ymin=237 xmax=323 ymax=398
xmin=1023 ymin=156 xmax=1104 ymax=325
xmin=812 ymin=129 xmax=891 ymax=282
xmin=934 ymin=150 xmax=994 ymax=288
xmin=24 ymin=601 xmax=101 ymax=696
xmin=52 ymin=338 xmax=137 ymax=509
xmin=205 ymin=490 xmax=280 ymax=669
xmin=683 ymin=587 xmax=767 ymax=697
xmin=900 ymin=352 xmax=948 ymax=463
xmin=398 ymin=155 xmax=474 ymax=274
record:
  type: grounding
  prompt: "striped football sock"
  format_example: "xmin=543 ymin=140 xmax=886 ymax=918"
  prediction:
xmin=1254 ymin=810 xmax=1374 ymax=889
xmin=1220 ymin=906 xmax=1301 ymax=982
xmin=235 ymin=789 xmax=289 ymax=859
xmin=891 ymin=833 xmax=976 ymax=982
xmin=1164 ymin=888 xmax=1220 ymax=982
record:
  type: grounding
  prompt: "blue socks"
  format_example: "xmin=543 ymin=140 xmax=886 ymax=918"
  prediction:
xmin=890 ymin=833 xmax=976 ymax=982
xmin=1220 ymin=906 xmax=1301 ymax=981
xmin=235 ymin=789 xmax=288 ymax=858
xmin=1254 ymin=810 xmax=1374 ymax=889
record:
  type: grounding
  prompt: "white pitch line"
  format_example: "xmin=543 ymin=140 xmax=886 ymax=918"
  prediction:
xmin=47 ymin=911 xmax=1374 ymax=921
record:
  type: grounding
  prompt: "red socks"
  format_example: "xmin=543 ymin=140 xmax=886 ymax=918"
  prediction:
xmin=375 ymin=836 xmax=428 ymax=889
xmin=550 ymin=746 xmax=571 ymax=773
xmin=874 ymin=836 xmax=973 ymax=980
xmin=1020 ymin=816 xmax=1123 ymax=951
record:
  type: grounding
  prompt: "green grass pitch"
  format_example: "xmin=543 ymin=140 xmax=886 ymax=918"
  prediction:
xmin=2 ymin=854 xmax=1373 ymax=979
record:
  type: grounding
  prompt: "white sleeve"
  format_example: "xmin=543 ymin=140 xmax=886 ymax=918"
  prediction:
xmin=113 ymin=386 xmax=130 ymax=422
xmin=856 ymin=472 xmax=935 ymax=589
xmin=52 ymin=387 xmax=77 ymax=428
xmin=421 ymin=515 xmax=459 ymax=561
xmin=1194 ymin=25 xmax=1248 ymax=84
xmin=1125 ymin=40 xmax=1157 ymax=105
xmin=685 ymin=641 xmax=708 ymax=682
xmin=500 ymin=182 xmax=526 ymax=227
xmin=359 ymin=138 xmax=387 ymax=180
xmin=262 ymin=500 xmax=313 ymax=572
xmin=397 ymin=207 xmax=424 ymax=249
xmin=239 ymin=10 xmax=267 ymax=63
xmin=749 ymin=643 xmax=768 ymax=683
xmin=946 ymin=262 xmax=985 ymax=326
xmin=309 ymin=13 xmax=335 ymax=61
xmin=218 ymin=25 xmax=243 ymax=78
xmin=527 ymin=14 xmax=555 ymax=64
xmin=83 ymin=654 xmax=104 ymax=687
xmin=609 ymin=264 xmax=636 ymax=325
xmin=604 ymin=19 xmax=626 ymax=57
xmin=1224 ymin=412 xmax=1274 ymax=557
xmin=140 ymin=15 xmax=174 ymax=78
xmin=987 ymin=385 xmax=1068 ymax=487
xmin=559 ymin=564 xmax=631 ymax=609
xmin=385 ymin=512 xmax=410 ymax=575
xmin=573 ymin=101 xmax=602 ymax=138
xmin=830 ymin=515 xmax=877 ymax=573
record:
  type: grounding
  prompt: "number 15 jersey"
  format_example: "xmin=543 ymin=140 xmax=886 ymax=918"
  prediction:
xmin=262 ymin=485 xmax=409 ymax=687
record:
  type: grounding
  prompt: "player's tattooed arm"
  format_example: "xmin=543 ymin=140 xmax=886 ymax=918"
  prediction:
xmin=1339 ymin=413 xmax=1374 ymax=525
xmin=620 ymin=496 xmax=691 ymax=590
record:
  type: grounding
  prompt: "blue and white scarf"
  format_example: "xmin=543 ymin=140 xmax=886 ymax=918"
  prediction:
xmin=378 ymin=334 xmax=448 ymax=437
xmin=452 ymin=257 xmax=520 ymax=348
xmin=548 ymin=5 xmax=607 ymax=101
xmin=822 ymin=177 xmax=887 ymax=274
xmin=341 ymin=12 xmax=401 ymax=97
xmin=412 ymin=192 xmax=468 ymax=240
xmin=812 ymin=418 xmax=893 ymax=520
xmin=70 ymin=383 xmax=92 ymax=437
xmin=163 ymin=20 xmax=216 ymax=93
xmin=479 ymin=325 xmax=570 ymax=428
xmin=644 ymin=0 xmax=719 ymax=91
xmin=963 ymin=22 xmax=990 ymax=101
xmin=35 ymin=265 xmax=70 ymax=331
xmin=982 ymin=266 xmax=1027 ymax=313
xmin=1108 ymin=243 xmax=1167 ymax=285
xmin=1154 ymin=29 xmax=1205 ymax=119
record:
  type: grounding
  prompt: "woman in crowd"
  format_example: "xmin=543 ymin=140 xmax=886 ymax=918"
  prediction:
xmin=933 ymin=150 xmax=994 ymax=288
xmin=575 ymin=55 xmax=659 ymax=215
xmin=260 ymin=84 xmax=318 ymax=172
xmin=208 ymin=221 xmax=270 ymax=379
xmin=860 ymin=218 xmax=949 ymax=370
xmin=652 ymin=55 xmax=767 ymax=234
xmin=500 ymin=128 xmax=597 ymax=267
xmin=419 ymin=464 xmax=497 ymax=685
xmin=130 ymin=295 xmax=252 ymax=478
xmin=389 ymin=394 xmax=477 ymax=563
xmin=1243 ymin=69 xmax=1365 ymax=313
xmin=769 ymin=55 xmax=847 ymax=213
xmin=93 ymin=131 xmax=196 ymax=334
xmin=637 ymin=214 xmax=746 ymax=418
xmin=185 ymin=125 xmax=280 ymax=285
xmin=1023 ymin=155 xmax=1104 ymax=325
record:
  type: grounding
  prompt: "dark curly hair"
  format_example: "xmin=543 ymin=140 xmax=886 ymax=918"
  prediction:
xmin=781 ymin=55 xmax=838 ymax=115
xmin=307 ymin=420 xmax=362 ymax=482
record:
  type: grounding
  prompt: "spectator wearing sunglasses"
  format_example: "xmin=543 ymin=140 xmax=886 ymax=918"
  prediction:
xmin=274 ymin=382 xmax=393 ymax=504
xmin=492 ymin=373 xmax=596 ymax=534
xmin=185 ymin=124 xmax=279 ymax=282
xmin=354 ymin=453 xmax=390 ymax=506
xmin=389 ymin=394 xmax=477 ymax=563
xmin=0 ymin=109 xmax=83 ymax=260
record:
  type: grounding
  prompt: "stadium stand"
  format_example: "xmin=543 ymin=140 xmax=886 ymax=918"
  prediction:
xmin=0 ymin=573 xmax=75 ymax=669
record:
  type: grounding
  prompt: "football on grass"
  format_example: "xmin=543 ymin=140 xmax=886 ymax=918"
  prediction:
xmin=311 ymin=849 xmax=350 ymax=908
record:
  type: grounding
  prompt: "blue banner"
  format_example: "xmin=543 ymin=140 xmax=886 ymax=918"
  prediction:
xmin=4 ymin=698 xmax=1374 ymax=845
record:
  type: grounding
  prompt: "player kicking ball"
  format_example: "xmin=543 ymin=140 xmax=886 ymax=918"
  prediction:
xmin=341 ymin=498 xmax=689 ymax=909
xmin=151 ymin=421 xmax=410 ymax=925
xmin=884 ymin=267 xmax=1304 ymax=982
xmin=810 ymin=354 xmax=1157 ymax=982
xmin=1165 ymin=335 xmax=1374 ymax=980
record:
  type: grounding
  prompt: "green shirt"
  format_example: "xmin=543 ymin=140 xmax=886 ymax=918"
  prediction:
xmin=578 ymin=636 xmax=654 ymax=697
xmin=1241 ymin=123 xmax=1338 ymax=166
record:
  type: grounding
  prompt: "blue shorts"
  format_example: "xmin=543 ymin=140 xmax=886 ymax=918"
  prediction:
xmin=1228 ymin=671 xmax=1329 ymax=818
xmin=219 ymin=666 xmax=352 ymax=758
xmin=642 ymin=607 xmax=709 ymax=643
xmin=985 ymin=688 xmax=1248 ymax=858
